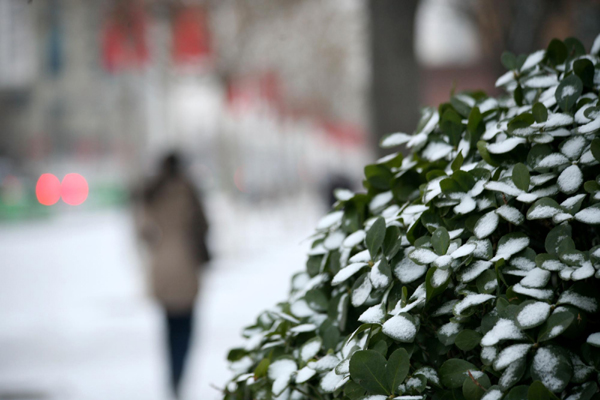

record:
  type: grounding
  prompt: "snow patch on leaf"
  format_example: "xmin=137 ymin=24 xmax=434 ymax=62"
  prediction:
xmin=410 ymin=248 xmax=439 ymax=264
xmin=349 ymin=250 xmax=371 ymax=263
xmin=343 ymin=230 xmax=366 ymax=248
xmin=496 ymin=205 xmax=524 ymax=225
xmin=324 ymin=230 xmax=347 ymax=250
xmin=521 ymin=49 xmax=545 ymax=71
xmin=320 ymin=370 xmax=346 ymax=393
xmin=575 ymin=205 xmax=600 ymax=224
xmin=370 ymin=191 xmax=394 ymax=212
xmin=382 ymin=314 xmax=417 ymax=342
xmin=512 ymin=283 xmax=553 ymax=300
xmin=381 ymin=132 xmax=412 ymax=148
xmin=557 ymin=165 xmax=583 ymax=194
xmin=474 ymin=211 xmax=500 ymax=239
xmin=485 ymin=180 xmax=523 ymax=197
xmin=520 ymin=268 xmax=551 ymax=288
xmin=481 ymin=318 xmax=526 ymax=346
xmin=532 ymin=348 xmax=566 ymax=392
xmin=517 ymin=302 xmax=551 ymax=328
xmin=492 ymin=235 xmax=530 ymax=262
xmin=494 ymin=343 xmax=533 ymax=370
xmin=587 ymin=332 xmax=600 ymax=347
xmin=459 ymin=260 xmax=493 ymax=283
xmin=481 ymin=388 xmax=503 ymax=400
xmin=560 ymin=136 xmax=586 ymax=160
xmin=269 ymin=359 xmax=297 ymax=395
xmin=422 ymin=141 xmax=453 ymax=161
xmin=317 ymin=211 xmax=344 ymax=230
xmin=488 ymin=137 xmax=526 ymax=154
xmin=537 ymin=153 xmax=570 ymax=169
xmin=395 ymin=257 xmax=427 ymax=283
xmin=358 ymin=304 xmax=385 ymax=324
xmin=558 ymin=290 xmax=598 ymax=312
xmin=332 ymin=263 xmax=367 ymax=286
xmin=451 ymin=243 xmax=477 ymax=259
xmin=454 ymin=293 xmax=495 ymax=315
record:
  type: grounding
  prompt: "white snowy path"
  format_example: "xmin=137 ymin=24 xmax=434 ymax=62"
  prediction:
xmin=0 ymin=194 xmax=322 ymax=400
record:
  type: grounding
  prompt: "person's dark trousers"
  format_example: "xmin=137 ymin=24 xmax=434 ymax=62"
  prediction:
xmin=166 ymin=310 xmax=194 ymax=397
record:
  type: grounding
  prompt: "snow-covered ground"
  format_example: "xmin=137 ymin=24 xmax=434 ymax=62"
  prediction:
xmin=0 ymin=192 xmax=324 ymax=400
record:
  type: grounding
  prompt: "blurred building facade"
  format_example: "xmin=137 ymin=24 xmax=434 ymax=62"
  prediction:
xmin=2 ymin=0 xmax=600 ymax=219
xmin=0 ymin=0 xmax=371 ymax=219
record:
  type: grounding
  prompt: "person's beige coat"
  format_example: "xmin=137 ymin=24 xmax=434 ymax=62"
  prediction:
xmin=138 ymin=175 xmax=209 ymax=313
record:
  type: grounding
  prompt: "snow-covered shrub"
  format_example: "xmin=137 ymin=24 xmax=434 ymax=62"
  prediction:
xmin=223 ymin=36 xmax=600 ymax=400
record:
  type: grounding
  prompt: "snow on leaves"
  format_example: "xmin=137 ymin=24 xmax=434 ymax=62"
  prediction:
xmin=224 ymin=35 xmax=600 ymax=400
xmin=382 ymin=314 xmax=417 ymax=343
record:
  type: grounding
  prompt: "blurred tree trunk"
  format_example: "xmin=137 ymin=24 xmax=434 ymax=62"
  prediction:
xmin=368 ymin=0 xmax=420 ymax=157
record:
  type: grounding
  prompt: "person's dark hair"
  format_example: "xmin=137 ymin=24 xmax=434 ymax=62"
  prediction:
xmin=144 ymin=151 xmax=185 ymax=203
xmin=161 ymin=152 xmax=182 ymax=175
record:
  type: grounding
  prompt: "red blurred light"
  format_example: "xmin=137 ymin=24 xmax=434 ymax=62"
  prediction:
xmin=36 ymin=174 xmax=61 ymax=206
xmin=61 ymin=173 xmax=89 ymax=206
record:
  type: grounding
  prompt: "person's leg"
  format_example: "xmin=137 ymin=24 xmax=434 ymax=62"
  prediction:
xmin=166 ymin=310 xmax=193 ymax=397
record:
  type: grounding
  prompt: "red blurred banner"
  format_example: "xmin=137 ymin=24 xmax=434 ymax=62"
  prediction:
xmin=101 ymin=1 xmax=149 ymax=72
xmin=172 ymin=6 xmax=213 ymax=67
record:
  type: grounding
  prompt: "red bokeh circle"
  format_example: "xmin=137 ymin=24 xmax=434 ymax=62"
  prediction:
xmin=36 ymin=174 xmax=61 ymax=206
xmin=61 ymin=173 xmax=89 ymax=206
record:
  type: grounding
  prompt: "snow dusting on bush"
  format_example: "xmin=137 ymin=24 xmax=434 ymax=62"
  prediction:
xmin=223 ymin=36 xmax=600 ymax=400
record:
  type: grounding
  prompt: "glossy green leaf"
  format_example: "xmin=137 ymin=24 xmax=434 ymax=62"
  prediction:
xmin=546 ymin=39 xmax=567 ymax=65
xmin=305 ymin=289 xmax=329 ymax=312
xmin=555 ymin=74 xmax=583 ymax=112
xmin=432 ymin=226 xmax=450 ymax=255
xmin=545 ymin=224 xmax=572 ymax=255
xmin=366 ymin=217 xmax=386 ymax=258
xmin=476 ymin=269 xmax=497 ymax=294
xmin=564 ymin=37 xmax=586 ymax=57
xmin=512 ymin=163 xmax=530 ymax=191
xmin=508 ymin=112 xmax=535 ymax=135
xmin=501 ymin=51 xmax=517 ymax=70
xmin=532 ymin=102 xmax=548 ymax=123
xmin=439 ymin=359 xmax=478 ymax=389
xmin=372 ymin=339 xmax=388 ymax=356
xmin=514 ymin=84 xmax=524 ymax=106
xmin=574 ymin=59 xmax=595 ymax=88
xmin=454 ymin=171 xmax=476 ymax=192
xmin=254 ymin=358 xmax=270 ymax=379
xmin=451 ymin=95 xmax=473 ymax=118
xmin=344 ymin=381 xmax=365 ymax=400
xmin=467 ymin=106 xmax=483 ymax=139
xmin=365 ymin=164 xmax=393 ymax=190
xmin=349 ymin=350 xmax=390 ymax=395
xmin=462 ymin=372 xmax=490 ymax=400
xmin=441 ymin=108 xmax=465 ymax=145
xmin=505 ymin=385 xmax=529 ymax=400
xmin=454 ymin=329 xmax=482 ymax=351
xmin=386 ymin=348 xmax=410 ymax=394
xmin=452 ymin=151 xmax=465 ymax=172
xmin=383 ymin=225 xmax=402 ymax=258
xmin=591 ymin=138 xmax=600 ymax=163
xmin=528 ymin=381 xmax=559 ymax=400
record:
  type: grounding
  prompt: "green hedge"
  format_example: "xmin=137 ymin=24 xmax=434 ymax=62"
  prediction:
xmin=223 ymin=35 xmax=600 ymax=400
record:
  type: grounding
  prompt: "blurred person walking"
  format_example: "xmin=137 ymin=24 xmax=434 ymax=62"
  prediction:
xmin=136 ymin=152 xmax=210 ymax=398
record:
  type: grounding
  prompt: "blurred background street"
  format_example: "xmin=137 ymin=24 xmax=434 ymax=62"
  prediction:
xmin=0 ymin=0 xmax=599 ymax=399
xmin=0 ymin=195 xmax=320 ymax=399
